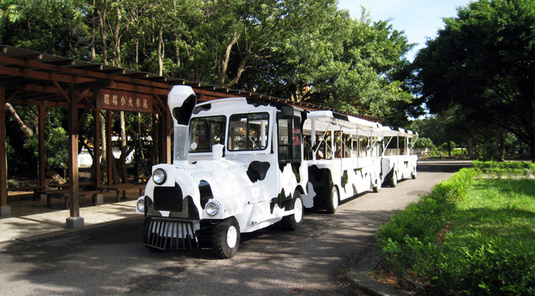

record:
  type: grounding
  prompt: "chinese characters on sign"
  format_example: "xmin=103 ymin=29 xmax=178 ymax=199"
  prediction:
xmin=97 ymin=89 xmax=153 ymax=113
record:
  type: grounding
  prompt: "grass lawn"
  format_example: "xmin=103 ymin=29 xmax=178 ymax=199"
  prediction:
xmin=376 ymin=164 xmax=535 ymax=295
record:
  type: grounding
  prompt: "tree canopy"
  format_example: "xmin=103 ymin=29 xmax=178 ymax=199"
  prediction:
xmin=0 ymin=0 xmax=414 ymax=121
xmin=412 ymin=0 xmax=535 ymax=159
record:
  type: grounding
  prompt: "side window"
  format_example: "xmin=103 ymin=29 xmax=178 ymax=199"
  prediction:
xmin=278 ymin=118 xmax=290 ymax=161
xmin=278 ymin=116 xmax=302 ymax=163
xmin=228 ymin=113 xmax=269 ymax=151
xmin=292 ymin=117 xmax=302 ymax=162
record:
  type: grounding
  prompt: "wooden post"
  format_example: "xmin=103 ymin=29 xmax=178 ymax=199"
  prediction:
xmin=153 ymin=114 xmax=160 ymax=165
xmin=106 ymin=110 xmax=113 ymax=184
xmin=66 ymin=85 xmax=83 ymax=228
xmin=95 ymin=108 xmax=101 ymax=186
xmin=0 ymin=86 xmax=10 ymax=217
xmin=38 ymin=104 xmax=46 ymax=191
xmin=164 ymin=110 xmax=172 ymax=164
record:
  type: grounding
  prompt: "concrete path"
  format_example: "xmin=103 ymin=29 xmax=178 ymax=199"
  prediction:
xmin=0 ymin=195 xmax=140 ymax=243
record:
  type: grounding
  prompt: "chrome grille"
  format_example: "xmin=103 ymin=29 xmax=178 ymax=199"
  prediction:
xmin=145 ymin=218 xmax=198 ymax=250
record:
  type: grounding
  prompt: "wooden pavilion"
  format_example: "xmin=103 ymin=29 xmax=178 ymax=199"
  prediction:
xmin=0 ymin=45 xmax=377 ymax=227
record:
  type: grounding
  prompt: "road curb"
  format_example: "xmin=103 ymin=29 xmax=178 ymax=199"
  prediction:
xmin=346 ymin=251 xmax=412 ymax=296
xmin=0 ymin=215 xmax=144 ymax=247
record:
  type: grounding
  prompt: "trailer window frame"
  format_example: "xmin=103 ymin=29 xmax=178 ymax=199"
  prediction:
xmin=278 ymin=116 xmax=302 ymax=164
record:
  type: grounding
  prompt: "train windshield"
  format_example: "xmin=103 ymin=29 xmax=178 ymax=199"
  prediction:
xmin=228 ymin=113 xmax=269 ymax=151
xmin=189 ymin=116 xmax=226 ymax=152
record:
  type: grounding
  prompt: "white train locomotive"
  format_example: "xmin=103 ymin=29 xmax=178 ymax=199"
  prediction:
xmin=136 ymin=85 xmax=417 ymax=258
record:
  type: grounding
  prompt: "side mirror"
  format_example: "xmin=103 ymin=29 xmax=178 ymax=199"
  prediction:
xmin=280 ymin=105 xmax=294 ymax=119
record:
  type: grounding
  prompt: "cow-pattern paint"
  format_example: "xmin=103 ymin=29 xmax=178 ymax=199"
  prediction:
xmin=138 ymin=85 xmax=418 ymax=254
xmin=141 ymin=96 xmax=306 ymax=236
xmin=302 ymin=157 xmax=390 ymax=209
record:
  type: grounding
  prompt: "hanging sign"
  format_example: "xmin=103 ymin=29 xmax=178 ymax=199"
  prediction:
xmin=97 ymin=89 xmax=153 ymax=113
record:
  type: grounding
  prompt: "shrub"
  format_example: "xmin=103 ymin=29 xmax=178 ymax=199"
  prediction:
xmin=376 ymin=167 xmax=535 ymax=295
xmin=472 ymin=160 xmax=535 ymax=178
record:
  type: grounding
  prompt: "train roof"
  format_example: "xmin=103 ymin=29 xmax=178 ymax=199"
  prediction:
xmin=303 ymin=110 xmax=417 ymax=139
xmin=376 ymin=126 xmax=418 ymax=138
xmin=305 ymin=110 xmax=381 ymax=133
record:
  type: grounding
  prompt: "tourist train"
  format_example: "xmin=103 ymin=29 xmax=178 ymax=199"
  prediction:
xmin=136 ymin=85 xmax=418 ymax=258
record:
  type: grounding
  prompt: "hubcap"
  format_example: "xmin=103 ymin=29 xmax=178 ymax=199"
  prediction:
xmin=332 ymin=188 xmax=339 ymax=209
xmin=226 ymin=225 xmax=238 ymax=249
xmin=294 ymin=198 xmax=303 ymax=223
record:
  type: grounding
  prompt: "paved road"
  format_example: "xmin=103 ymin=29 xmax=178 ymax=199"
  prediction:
xmin=0 ymin=161 xmax=470 ymax=296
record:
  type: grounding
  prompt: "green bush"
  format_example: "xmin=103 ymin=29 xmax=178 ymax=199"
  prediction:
xmin=472 ymin=160 xmax=535 ymax=178
xmin=376 ymin=167 xmax=535 ymax=295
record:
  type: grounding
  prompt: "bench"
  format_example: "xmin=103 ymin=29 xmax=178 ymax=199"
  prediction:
xmin=7 ymin=186 xmax=47 ymax=200
xmin=101 ymin=183 xmax=146 ymax=202
xmin=45 ymin=187 xmax=104 ymax=209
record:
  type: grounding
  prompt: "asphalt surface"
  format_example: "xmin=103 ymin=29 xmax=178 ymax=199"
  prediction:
xmin=0 ymin=160 xmax=471 ymax=296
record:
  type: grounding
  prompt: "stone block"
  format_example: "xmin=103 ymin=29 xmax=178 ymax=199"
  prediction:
xmin=66 ymin=216 xmax=84 ymax=228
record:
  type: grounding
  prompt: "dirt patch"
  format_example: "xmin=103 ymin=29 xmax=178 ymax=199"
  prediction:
xmin=369 ymin=261 xmax=420 ymax=293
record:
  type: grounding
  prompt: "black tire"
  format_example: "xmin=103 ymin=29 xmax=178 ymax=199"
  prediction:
xmin=411 ymin=170 xmax=417 ymax=179
xmin=282 ymin=191 xmax=304 ymax=230
xmin=326 ymin=186 xmax=339 ymax=214
xmin=211 ymin=217 xmax=240 ymax=259
xmin=373 ymin=179 xmax=382 ymax=193
xmin=389 ymin=172 xmax=398 ymax=187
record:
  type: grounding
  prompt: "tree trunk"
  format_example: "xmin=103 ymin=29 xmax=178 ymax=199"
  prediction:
xmin=113 ymin=2 xmax=122 ymax=67
xmin=158 ymin=27 xmax=164 ymax=76
xmin=5 ymin=103 xmax=34 ymax=137
xmin=467 ymin=137 xmax=473 ymax=160
xmin=97 ymin=8 xmax=108 ymax=65
xmin=220 ymin=31 xmax=241 ymax=85
xmin=137 ymin=112 xmax=149 ymax=177
xmin=47 ymin=166 xmax=67 ymax=185
xmin=90 ymin=0 xmax=97 ymax=62
xmin=5 ymin=103 xmax=68 ymax=184
xmin=100 ymin=112 xmax=108 ymax=183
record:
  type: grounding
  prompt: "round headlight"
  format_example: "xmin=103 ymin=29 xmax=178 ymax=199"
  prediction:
xmin=136 ymin=197 xmax=145 ymax=212
xmin=205 ymin=201 xmax=220 ymax=216
xmin=152 ymin=168 xmax=167 ymax=185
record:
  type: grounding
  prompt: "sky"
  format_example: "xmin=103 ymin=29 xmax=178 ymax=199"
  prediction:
xmin=337 ymin=0 xmax=473 ymax=61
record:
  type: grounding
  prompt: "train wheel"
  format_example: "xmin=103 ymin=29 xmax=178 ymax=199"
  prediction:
xmin=283 ymin=191 xmax=304 ymax=230
xmin=373 ymin=180 xmax=382 ymax=193
xmin=212 ymin=217 xmax=240 ymax=259
xmin=411 ymin=170 xmax=417 ymax=179
xmin=390 ymin=172 xmax=398 ymax=187
xmin=326 ymin=186 xmax=339 ymax=214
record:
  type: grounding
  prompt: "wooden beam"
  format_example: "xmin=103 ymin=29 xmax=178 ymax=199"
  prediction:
xmin=0 ymin=56 xmax=173 ymax=91
xmin=106 ymin=110 xmax=113 ymax=185
xmin=67 ymin=83 xmax=81 ymax=219
xmin=75 ymin=88 xmax=100 ymax=134
xmin=52 ymin=81 xmax=71 ymax=103
xmin=95 ymin=108 xmax=101 ymax=187
xmin=44 ymin=59 xmax=76 ymax=66
xmin=74 ymin=80 xmax=112 ymax=91
xmin=14 ymin=53 xmax=43 ymax=61
xmin=164 ymin=111 xmax=172 ymax=164
xmin=38 ymin=104 xmax=46 ymax=189
xmin=0 ymin=64 xmax=92 ymax=85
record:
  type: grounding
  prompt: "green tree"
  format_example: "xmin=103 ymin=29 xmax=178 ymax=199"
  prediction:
xmin=412 ymin=0 xmax=535 ymax=160
xmin=238 ymin=6 xmax=414 ymax=119
xmin=413 ymin=137 xmax=434 ymax=150
xmin=0 ymin=0 xmax=90 ymax=58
